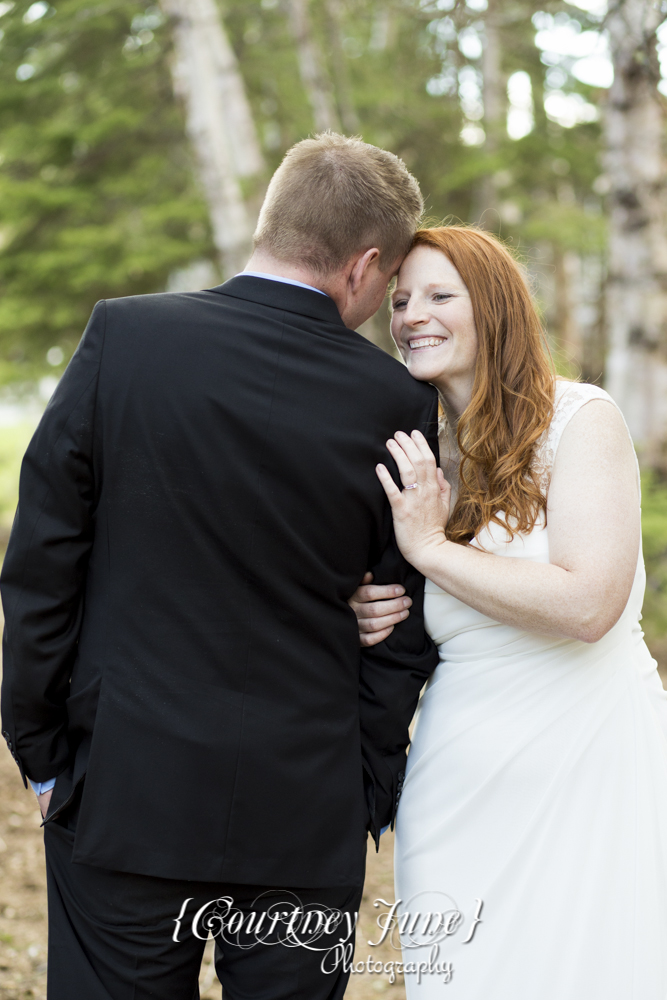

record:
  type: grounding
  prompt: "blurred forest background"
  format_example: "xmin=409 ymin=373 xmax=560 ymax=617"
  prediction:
xmin=0 ymin=1 xmax=666 ymax=996
xmin=1 ymin=0 xmax=666 ymax=669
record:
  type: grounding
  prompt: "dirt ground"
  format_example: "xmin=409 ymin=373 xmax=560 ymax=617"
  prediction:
xmin=0 ymin=750 xmax=48 ymax=1000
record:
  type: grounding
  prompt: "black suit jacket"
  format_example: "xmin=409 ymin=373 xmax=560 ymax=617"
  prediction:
xmin=1 ymin=277 xmax=439 ymax=886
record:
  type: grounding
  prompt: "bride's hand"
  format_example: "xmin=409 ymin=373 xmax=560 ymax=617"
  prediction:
xmin=348 ymin=572 xmax=413 ymax=647
xmin=376 ymin=430 xmax=451 ymax=568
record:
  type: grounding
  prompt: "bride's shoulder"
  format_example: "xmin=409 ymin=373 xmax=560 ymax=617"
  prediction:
xmin=551 ymin=378 xmax=620 ymax=430
xmin=534 ymin=379 xmax=628 ymax=491
xmin=553 ymin=377 xmax=615 ymax=410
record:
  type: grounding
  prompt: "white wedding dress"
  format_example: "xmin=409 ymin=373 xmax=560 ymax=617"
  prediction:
xmin=394 ymin=380 xmax=667 ymax=998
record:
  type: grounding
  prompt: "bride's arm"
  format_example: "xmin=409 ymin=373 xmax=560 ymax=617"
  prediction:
xmin=375 ymin=400 xmax=639 ymax=644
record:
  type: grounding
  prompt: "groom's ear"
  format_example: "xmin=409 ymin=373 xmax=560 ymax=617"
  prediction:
xmin=348 ymin=247 xmax=382 ymax=292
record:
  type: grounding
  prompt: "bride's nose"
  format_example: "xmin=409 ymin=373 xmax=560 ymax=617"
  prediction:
xmin=403 ymin=299 xmax=431 ymax=328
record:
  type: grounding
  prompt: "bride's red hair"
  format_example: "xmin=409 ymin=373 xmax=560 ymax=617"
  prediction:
xmin=411 ymin=226 xmax=555 ymax=545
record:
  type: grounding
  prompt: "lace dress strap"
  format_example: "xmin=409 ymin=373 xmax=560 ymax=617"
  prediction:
xmin=534 ymin=380 xmax=638 ymax=495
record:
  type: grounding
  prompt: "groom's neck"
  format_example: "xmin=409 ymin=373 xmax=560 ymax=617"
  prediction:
xmin=241 ymin=250 xmax=387 ymax=330
xmin=242 ymin=252 xmax=331 ymax=295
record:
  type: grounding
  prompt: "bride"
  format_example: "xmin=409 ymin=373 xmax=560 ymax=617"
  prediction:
xmin=350 ymin=226 xmax=667 ymax=997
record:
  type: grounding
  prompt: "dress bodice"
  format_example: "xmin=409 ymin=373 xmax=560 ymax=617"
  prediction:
xmin=424 ymin=380 xmax=645 ymax=659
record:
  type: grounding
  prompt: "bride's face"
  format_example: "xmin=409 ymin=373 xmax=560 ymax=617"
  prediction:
xmin=390 ymin=245 xmax=478 ymax=390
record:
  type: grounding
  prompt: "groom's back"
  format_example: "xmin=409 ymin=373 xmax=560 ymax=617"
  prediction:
xmin=92 ymin=280 xmax=408 ymax=632
xmin=2 ymin=133 xmax=438 ymax=896
xmin=56 ymin=276 xmax=436 ymax=883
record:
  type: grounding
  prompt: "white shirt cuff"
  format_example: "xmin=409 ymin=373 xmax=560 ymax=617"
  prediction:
xmin=29 ymin=777 xmax=56 ymax=796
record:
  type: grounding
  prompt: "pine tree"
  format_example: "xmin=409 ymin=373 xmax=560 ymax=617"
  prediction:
xmin=0 ymin=0 xmax=214 ymax=377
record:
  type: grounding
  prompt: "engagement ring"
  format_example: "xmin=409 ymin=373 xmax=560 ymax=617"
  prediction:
xmin=404 ymin=483 xmax=419 ymax=490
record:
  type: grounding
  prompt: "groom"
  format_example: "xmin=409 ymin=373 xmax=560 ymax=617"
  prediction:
xmin=1 ymin=132 xmax=438 ymax=999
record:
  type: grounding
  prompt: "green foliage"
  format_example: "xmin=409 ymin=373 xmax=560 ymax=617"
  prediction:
xmin=0 ymin=0 xmax=214 ymax=379
xmin=0 ymin=0 xmax=618 ymax=383
xmin=226 ymin=0 xmax=608 ymax=262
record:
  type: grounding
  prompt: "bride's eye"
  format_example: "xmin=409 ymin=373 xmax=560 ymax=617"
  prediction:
xmin=392 ymin=299 xmax=408 ymax=310
xmin=433 ymin=293 xmax=453 ymax=302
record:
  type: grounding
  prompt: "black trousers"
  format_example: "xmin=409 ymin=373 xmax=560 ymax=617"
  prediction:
xmin=44 ymin=813 xmax=363 ymax=1000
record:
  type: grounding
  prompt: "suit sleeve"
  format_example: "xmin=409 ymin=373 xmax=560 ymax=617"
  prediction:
xmin=0 ymin=302 xmax=105 ymax=784
xmin=359 ymin=390 xmax=440 ymax=845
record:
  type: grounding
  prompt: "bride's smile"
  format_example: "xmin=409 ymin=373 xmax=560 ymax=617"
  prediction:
xmin=390 ymin=243 xmax=478 ymax=416
xmin=407 ymin=335 xmax=447 ymax=350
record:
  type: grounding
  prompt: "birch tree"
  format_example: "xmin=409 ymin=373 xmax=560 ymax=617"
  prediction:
xmin=160 ymin=0 xmax=264 ymax=277
xmin=287 ymin=0 xmax=342 ymax=132
xmin=472 ymin=0 xmax=504 ymax=228
xmin=324 ymin=0 xmax=359 ymax=133
xmin=604 ymin=0 xmax=667 ymax=466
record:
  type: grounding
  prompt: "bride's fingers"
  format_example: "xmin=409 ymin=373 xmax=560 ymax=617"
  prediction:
xmin=394 ymin=431 xmax=431 ymax=483
xmin=351 ymin=584 xmax=405 ymax=609
xmin=354 ymin=595 xmax=411 ymax=619
xmin=376 ymin=463 xmax=403 ymax=502
xmin=410 ymin=430 xmax=438 ymax=468
xmin=359 ymin=608 xmax=410 ymax=632
xmin=360 ymin=625 xmax=394 ymax=647
xmin=384 ymin=441 xmax=418 ymax=489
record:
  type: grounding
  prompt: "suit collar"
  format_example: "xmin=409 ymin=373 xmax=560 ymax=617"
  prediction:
xmin=209 ymin=275 xmax=348 ymax=328
xmin=209 ymin=274 xmax=347 ymax=330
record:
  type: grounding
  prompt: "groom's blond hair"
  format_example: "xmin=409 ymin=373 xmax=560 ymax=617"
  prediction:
xmin=253 ymin=132 xmax=423 ymax=275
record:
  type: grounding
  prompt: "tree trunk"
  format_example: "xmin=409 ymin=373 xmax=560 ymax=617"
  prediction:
xmin=161 ymin=0 xmax=264 ymax=277
xmin=324 ymin=0 xmax=359 ymax=133
xmin=553 ymin=248 xmax=581 ymax=373
xmin=580 ymin=261 xmax=607 ymax=386
xmin=287 ymin=0 xmax=342 ymax=132
xmin=604 ymin=0 xmax=667 ymax=468
xmin=472 ymin=0 xmax=503 ymax=228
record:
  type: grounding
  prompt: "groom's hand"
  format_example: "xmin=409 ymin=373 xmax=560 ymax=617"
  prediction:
xmin=348 ymin=572 xmax=412 ymax=647
xmin=37 ymin=789 xmax=53 ymax=820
